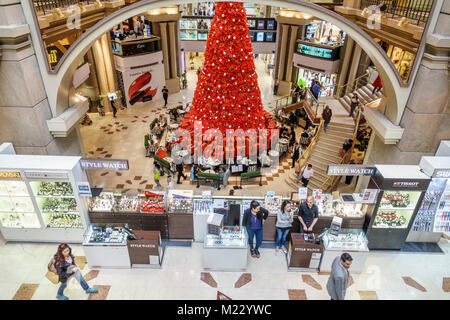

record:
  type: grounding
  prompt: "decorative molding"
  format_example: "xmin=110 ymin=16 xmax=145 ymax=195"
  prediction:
xmin=46 ymin=99 xmax=89 ymax=137
xmin=364 ymin=107 xmax=404 ymax=144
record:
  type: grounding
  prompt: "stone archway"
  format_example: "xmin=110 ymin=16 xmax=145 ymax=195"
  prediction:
xmin=41 ymin=0 xmax=410 ymax=125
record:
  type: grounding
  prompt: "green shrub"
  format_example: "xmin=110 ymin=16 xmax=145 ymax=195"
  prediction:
xmin=241 ymin=171 xmax=261 ymax=179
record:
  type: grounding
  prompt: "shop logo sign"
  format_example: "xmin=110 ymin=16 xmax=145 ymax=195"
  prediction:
xmin=393 ymin=181 xmax=419 ymax=187
xmin=434 ymin=169 xmax=450 ymax=178
xmin=80 ymin=158 xmax=129 ymax=170
xmin=0 ymin=171 xmax=21 ymax=179
xmin=327 ymin=165 xmax=376 ymax=176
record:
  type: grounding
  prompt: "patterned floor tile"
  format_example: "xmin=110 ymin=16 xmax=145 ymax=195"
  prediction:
xmin=235 ymin=273 xmax=252 ymax=288
xmin=100 ymin=172 xmax=109 ymax=176
xmin=302 ymin=275 xmax=322 ymax=290
xmin=45 ymin=271 xmax=59 ymax=285
xmin=121 ymin=189 xmax=131 ymax=194
xmin=116 ymin=184 xmax=125 ymax=189
xmin=12 ymin=284 xmax=39 ymax=300
xmin=288 ymin=289 xmax=307 ymax=300
xmin=145 ymin=184 xmax=153 ymax=189
xmin=84 ymin=270 xmax=100 ymax=282
xmin=443 ymin=278 xmax=450 ymax=292
xmin=217 ymin=291 xmax=232 ymax=300
xmin=126 ymin=180 xmax=133 ymax=184
xmin=96 ymin=148 xmax=104 ymax=151
xmin=139 ymin=180 xmax=148 ymax=185
xmin=75 ymin=256 xmax=87 ymax=270
xmin=88 ymin=285 xmax=110 ymax=300
xmin=105 ymin=154 xmax=112 ymax=158
xmin=116 ymin=172 xmax=122 ymax=176
xmin=402 ymin=277 xmax=426 ymax=292
xmin=358 ymin=290 xmax=378 ymax=300
xmin=266 ymin=177 xmax=274 ymax=181
xmin=134 ymin=176 xmax=142 ymax=181
xmin=200 ymin=272 xmax=217 ymax=288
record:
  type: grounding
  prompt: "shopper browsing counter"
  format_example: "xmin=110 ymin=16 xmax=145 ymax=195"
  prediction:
xmin=242 ymin=200 xmax=269 ymax=258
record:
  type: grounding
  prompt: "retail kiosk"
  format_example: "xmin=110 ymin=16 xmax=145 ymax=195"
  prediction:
xmin=288 ymin=233 xmax=323 ymax=271
xmin=0 ymin=155 xmax=89 ymax=243
xmin=167 ymin=190 xmax=194 ymax=239
xmin=365 ymin=165 xmax=430 ymax=249
xmin=407 ymin=156 xmax=450 ymax=242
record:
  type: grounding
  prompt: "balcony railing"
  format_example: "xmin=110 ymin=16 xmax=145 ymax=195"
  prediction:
xmin=33 ymin=0 xmax=92 ymax=15
xmin=361 ymin=0 xmax=433 ymax=25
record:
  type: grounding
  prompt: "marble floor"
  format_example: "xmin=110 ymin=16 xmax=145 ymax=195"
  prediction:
xmin=79 ymin=55 xmax=350 ymax=197
xmin=1 ymin=237 xmax=449 ymax=300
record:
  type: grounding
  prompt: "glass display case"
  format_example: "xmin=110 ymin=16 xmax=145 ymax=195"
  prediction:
xmin=115 ymin=194 xmax=141 ymax=213
xmin=317 ymin=194 xmax=367 ymax=218
xmin=167 ymin=190 xmax=193 ymax=214
xmin=433 ymin=179 xmax=450 ymax=233
xmin=29 ymin=181 xmax=82 ymax=229
xmin=89 ymin=192 xmax=115 ymax=212
xmin=0 ymin=181 xmax=39 ymax=228
xmin=111 ymin=36 xmax=161 ymax=57
xmin=322 ymin=228 xmax=368 ymax=251
xmin=141 ymin=191 xmax=165 ymax=214
xmin=204 ymin=226 xmax=247 ymax=248
xmin=83 ymin=224 xmax=128 ymax=245
xmin=372 ymin=191 xmax=421 ymax=229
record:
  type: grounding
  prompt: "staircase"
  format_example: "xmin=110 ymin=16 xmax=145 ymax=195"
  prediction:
xmin=339 ymin=83 xmax=383 ymax=113
xmin=285 ymin=121 xmax=354 ymax=192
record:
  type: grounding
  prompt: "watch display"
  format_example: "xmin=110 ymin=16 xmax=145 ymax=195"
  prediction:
xmin=413 ymin=178 xmax=446 ymax=232
xmin=84 ymin=224 xmax=128 ymax=244
xmin=31 ymin=181 xmax=74 ymax=197
xmin=194 ymin=199 xmax=213 ymax=214
xmin=204 ymin=226 xmax=247 ymax=248
xmin=115 ymin=194 xmax=140 ymax=212
xmin=317 ymin=194 xmax=366 ymax=218
xmin=433 ymin=178 xmax=450 ymax=232
xmin=168 ymin=190 xmax=193 ymax=214
xmin=323 ymin=228 xmax=368 ymax=251
xmin=264 ymin=196 xmax=282 ymax=215
xmin=44 ymin=213 xmax=83 ymax=229
xmin=141 ymin=194 xmax=165 ymax=213
xmin=373 ymin=209 xmax=411 ymax=228
xmin=89 ymin=192 xmax=114 ymax=212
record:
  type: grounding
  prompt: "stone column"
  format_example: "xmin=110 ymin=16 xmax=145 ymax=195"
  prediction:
xmin=187 ymin=3 xmax=193 ymax=15
xmin=160 ymin=22 xmax=170 ymax=80
xmin=92 ymin=38 xmax=111 ymax=111
xmin=265 ymin=6 xmax=271 ymax=18
xmin=354 ymin=133 xmax=375 ymax=192
xmin=0 ymin=0 xmax=81 ymax=155
xmin=346 ymin=42 xmax=362 ymax=86
xmin=100 ymin=33 xmax=116 ymax=94
xmin=285 ymin=25 xmax=299 ymax=82
xmin=277 ymin=24 xmax=290 ymax=95
xmin=337 ymin=36 xmax=354 ymax=92
xmin=168 ymin=21 xmax=177 ymax=79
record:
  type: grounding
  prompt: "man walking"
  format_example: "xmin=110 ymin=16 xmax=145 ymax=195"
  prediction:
xmin=176 ymin=163 xmax=186 ymax=184
xmin=298 ymin=164 xmax=314 ymax=187
xmin=322 ymin=105 xmax=332 ymax=132
xmin=162 ymin=86 xmax=169 ymax=107
xmin=292 ymin=142 xmax=301 ymax=168
xmin=327 ymin=253 xmax=353 ymax=300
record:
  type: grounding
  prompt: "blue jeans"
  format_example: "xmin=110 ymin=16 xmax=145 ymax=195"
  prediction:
xmin=57 ymin=270 xmax=89 ymax=296
xmin=276 ymin=227 xmax=290 ymax=248
xmin=247 ymin=228 xmax=263 ymax=250
xmin=324 ymin=123 xmax=328 ymax=130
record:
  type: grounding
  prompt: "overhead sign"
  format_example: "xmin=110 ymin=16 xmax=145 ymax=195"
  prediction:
xmin=327 ymin=165 xmax=376 ymax=176
xmin=77 ymin=182 xmax=92 ymax=196
xmin=433 ymin=169 xmax=450 ymax=179
xmin=80 ymin=158 xmax=129 ymax=170
xmin=25 ymin=171 xmax=68 ymax=179
xmin=0 ymin=171 xmax=21 ymax=179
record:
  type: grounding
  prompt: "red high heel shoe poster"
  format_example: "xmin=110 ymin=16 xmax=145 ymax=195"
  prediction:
xmin=122 ymin=63 xmax=165 ymax=107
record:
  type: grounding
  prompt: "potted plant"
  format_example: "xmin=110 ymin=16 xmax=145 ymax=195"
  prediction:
xmin=94 ymin=96 xmax=105 ymax=116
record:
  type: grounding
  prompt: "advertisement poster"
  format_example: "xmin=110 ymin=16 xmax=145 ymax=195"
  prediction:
xmin=312 ymin=189 xmax=322 ymax=200
xmin=298 ymin=187 xmax=308 ymax=200
xmin=122 ymin=64 xmax=165 ymax=107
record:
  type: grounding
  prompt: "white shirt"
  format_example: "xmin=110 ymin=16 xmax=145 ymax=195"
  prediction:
xmin=301 ymin=167 xmax=314 ymax=179
xmin=167 ymin=181 xmax=174 ymax=190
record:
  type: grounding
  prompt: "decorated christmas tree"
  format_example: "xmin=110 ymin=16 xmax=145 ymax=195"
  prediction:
xmin=178 ymin=1 xmax=277 ymax=155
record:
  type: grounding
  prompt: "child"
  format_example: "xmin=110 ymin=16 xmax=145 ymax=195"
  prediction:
xmin=153 ymin=162 xmax=162 ymax=189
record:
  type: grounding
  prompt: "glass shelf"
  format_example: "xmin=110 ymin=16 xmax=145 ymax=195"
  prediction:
xmin=204 ymin=226 xmax=247 ymax=249
xmin=30 ymin=181 xmax=74 ymax=197
xmin=323 ymin=228 xmax=368 ymax=251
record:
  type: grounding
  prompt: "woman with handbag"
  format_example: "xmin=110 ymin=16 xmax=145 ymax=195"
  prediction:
xmin=48 ymin=243 xmax=98 ymax=300
xmin=276 ymin=200 xmax=294 ymax=254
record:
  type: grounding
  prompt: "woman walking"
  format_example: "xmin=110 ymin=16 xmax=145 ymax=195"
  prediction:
xmin=276 ymin=200 xmax=294 ymax=254
xmin=49 ymin=243 xmax=98 ymax=300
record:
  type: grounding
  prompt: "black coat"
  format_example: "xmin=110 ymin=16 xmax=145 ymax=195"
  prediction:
xmin=242 ymin=207 xmax=269 ymax=230
xmin=54 ymin=254 xmax=76 ymax=283
xmin=292 ymin=145 xmax=300 ymax=159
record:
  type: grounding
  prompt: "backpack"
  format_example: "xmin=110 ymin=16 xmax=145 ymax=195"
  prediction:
xmin=48 ymin=257 xmax=58 ymax=275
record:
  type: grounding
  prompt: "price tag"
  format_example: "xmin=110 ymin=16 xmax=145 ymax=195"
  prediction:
xmin=312 ymin=189 xmax=322 ymax=200
xmin=298 ymin=187 xmax=308 ymax=200
xmin=362 ymin=189 xmax=378 ymax=203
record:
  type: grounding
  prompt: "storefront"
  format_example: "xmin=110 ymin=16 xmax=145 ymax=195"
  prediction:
xmin=365 ymin=165 xmax=430 ymax=250
xmin=0 ymin=155 xmax=90 ymax=243
xmin=407 ymin=156 xmax=450 ymax=242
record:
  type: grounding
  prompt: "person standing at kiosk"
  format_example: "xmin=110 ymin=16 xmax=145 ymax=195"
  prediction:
xmin=242 ymin=200 xmax=269 ymax=258
xmin=298 ymin=196 xmax=319 ymax=233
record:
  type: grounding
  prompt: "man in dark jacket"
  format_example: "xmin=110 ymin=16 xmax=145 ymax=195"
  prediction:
xmin=327 ymin=253 xmax=353 ymax=300
xmin=162 ymin=86 xmax=169 ymax=106
xmin=176 ymin=163 xmax=186 ymax=184
xmin=242 ymin=200 xmax=269 ymax=258
xmin=322 ymin=105 xmax=332 ymax=132
xmin=292 ymin=142 xmax=301 ymax=168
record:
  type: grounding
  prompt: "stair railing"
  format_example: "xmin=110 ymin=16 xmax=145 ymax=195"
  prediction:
xmin=296 ymin=119 xmax=324 ymax=170
xmin=335 ymin=70 xmax=372 ymax=99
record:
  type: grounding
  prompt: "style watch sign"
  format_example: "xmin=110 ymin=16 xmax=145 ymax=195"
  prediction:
xmin=79 ymin=158 xmax=129 ymax=170
xmin=327 ymin=165 xmax=376 ymax=176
